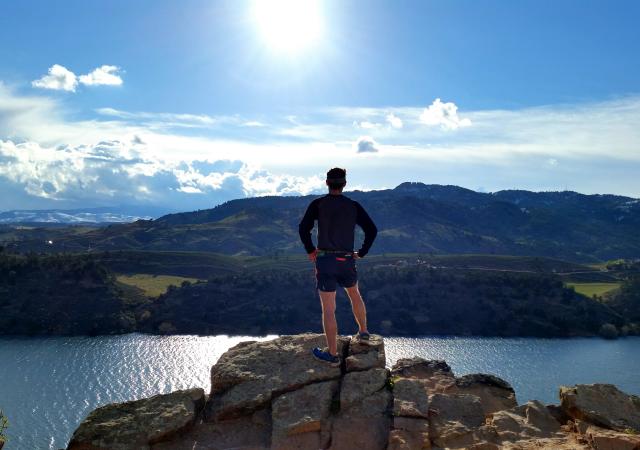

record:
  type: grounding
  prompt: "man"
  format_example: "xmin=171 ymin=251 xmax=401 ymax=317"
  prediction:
xmin=298 ymin=167 xmax=378 ymax=366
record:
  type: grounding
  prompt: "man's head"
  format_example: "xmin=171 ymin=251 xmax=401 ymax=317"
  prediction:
xmin=326 ymin=167 xmax=347 ymax=192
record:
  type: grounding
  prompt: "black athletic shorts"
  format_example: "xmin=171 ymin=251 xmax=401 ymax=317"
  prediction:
xmin=315 ymin=253 xmax=358 ymax=292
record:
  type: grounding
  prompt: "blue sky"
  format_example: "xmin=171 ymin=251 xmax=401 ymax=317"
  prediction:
xmin=1 ymin=0 xmax=639 ymax=212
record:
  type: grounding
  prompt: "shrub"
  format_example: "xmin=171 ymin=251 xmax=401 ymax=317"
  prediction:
xmin=598 ymin=323 xmax=619 ymax=339
xmin=0 ymin=409 xmax=8 ymax=442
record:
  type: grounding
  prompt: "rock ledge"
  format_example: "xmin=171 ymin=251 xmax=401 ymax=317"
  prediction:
xmin=67 ymin=334 xmax=640 ymax=450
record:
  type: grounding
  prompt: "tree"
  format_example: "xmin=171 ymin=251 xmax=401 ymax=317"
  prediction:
xmin=0 ymin=409 xmax=8 ymax=446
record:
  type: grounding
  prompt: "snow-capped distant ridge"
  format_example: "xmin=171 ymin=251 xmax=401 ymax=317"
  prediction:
xmin=0 ymin=206 xmax=171 ymax=224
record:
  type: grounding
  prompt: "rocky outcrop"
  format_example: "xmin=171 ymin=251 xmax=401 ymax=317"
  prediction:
xmin=206 ymin=334 xmax=344 ymax=421
xmin=560 ymin=384 xmax=640 ymax=433
xmin=67 ymin=388 xmax=205 ymax=450
xmin=67 ymin=334 xmax=640 ymax=450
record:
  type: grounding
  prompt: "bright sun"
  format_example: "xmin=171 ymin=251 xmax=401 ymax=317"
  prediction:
xmin=252 ymin=0 xmax=324 ymax=53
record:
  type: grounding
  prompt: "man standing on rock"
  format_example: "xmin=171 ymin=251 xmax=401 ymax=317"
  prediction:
xmin=298 ymin=167 xmax=378 ymax=366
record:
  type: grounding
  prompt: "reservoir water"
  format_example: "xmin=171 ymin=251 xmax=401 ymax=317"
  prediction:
xmin=1 ymin=334 xmax=639 ymax=449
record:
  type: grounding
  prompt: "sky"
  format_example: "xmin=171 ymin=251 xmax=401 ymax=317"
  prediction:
xmin=1 ymin=0 xmax=639 ymax=212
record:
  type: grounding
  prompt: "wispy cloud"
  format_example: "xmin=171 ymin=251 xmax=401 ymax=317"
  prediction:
xmin=95 ymin=107 xmax=271 ymax=132
xmin=32 ymin=64 xmax=123 ymax=92
xmin=96 ymin=107 xmax=217 ymax=128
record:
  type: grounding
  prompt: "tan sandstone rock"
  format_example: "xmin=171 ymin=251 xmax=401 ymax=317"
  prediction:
xmin=206 ymin=334 xmax=344 ymax=420
xmin=151 ymin=408 xmax=271 ymax=450
xmin=393 ymin=377 xmax=431 ymax=419
xmin=490 ymin=400 xmax=563 ymax=442
xmin=345 ymin=333 xmax=386 ymax=371
xmin=391 ymin=358 xmax=457 ymax=396
xmin=68 ymin=388 xmax=205 ymax=450
xmin=560 ymin=384 xmax=640 ymax=433
xmin=447 ymin=373 xmax=517 ymax=416
xmin=573 ymin=420 xmax=640 ymax=450
xmin=271 ymin=380 xmax=339 ymax=450
xmin=388 ymin=417 xmax=431 ymax=450
xmin=66 ymin=335 xmax=640 ymax=450
xmin=329 ymin=367 xmax=392 ymax=450
xmin=428 ymin=392 xmax=487 ymax=448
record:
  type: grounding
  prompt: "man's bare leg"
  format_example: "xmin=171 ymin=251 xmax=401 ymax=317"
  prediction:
xmin=319 ymin=290 xmax=338 ymax=356
xmin=345 ymin=283 xmax=369 ymax=334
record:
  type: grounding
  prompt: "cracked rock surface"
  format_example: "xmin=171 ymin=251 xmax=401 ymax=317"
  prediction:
xmin=67 ymin=334 xmax=640 ymax=450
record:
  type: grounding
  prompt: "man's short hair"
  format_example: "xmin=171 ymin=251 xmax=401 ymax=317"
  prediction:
xmin=327 ymin=167 xmax=347 ymax=190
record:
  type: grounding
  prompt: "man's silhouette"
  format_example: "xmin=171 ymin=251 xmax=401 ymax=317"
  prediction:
xmin=298 ymin=167 xmax=378 ymax=366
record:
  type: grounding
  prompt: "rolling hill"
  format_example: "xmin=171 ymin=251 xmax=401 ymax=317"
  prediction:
xmin=2 ymin=183 xmax=639 ymax=262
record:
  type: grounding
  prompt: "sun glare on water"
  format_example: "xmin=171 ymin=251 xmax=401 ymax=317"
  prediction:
xmin=252 ymin=0 xmax=324 ymax=53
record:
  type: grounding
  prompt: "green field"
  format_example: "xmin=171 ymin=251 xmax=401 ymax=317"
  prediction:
xmin=566 ymin=282 xmax=621 ymax=297
xmin=116 ymin=274 xmax=201 ymax=297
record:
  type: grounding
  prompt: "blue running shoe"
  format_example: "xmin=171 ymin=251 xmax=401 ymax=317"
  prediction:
xmin=312 ymin=347 xmax=340 ymax=367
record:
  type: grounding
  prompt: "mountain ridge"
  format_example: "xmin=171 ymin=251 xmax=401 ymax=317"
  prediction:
xmin=2 ymin=183 xmax=639 ymax=262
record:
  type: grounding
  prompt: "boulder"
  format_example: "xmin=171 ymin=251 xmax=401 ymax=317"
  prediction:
xmin=448 ymin=373 xmax=517 ymax=416
xmin=65 ymin=335 xmax=640 ymax=450
xmin=428 ymin=393 xmax=487 ymax=448
xmin=345 ymin=333 xmax=386 ymax=371
xmin=151 ymin=408 xmax=271 ymax=450
xmin=207 ymin=334 xmax=344 ymax=420
xmin=391 ymin=358 xmax=452 ymax=379
xmin=574 ymin=420 xmax=640 ymax=450
xmin=560 ymin=384 xmax=640 ymax=432
xmin=271 ymin=380 xmax=339 ymax=450
xmin=391 ymin=358 xmax=456 ymax=396
xmin=68 ymin=388 xmax=205 ymax=450
xmin=490 ymin=400 xmax=562 ymax=441
xmin=388 ymin=417 xmax=431 ymax=450
xmin=339 ymin=367 xmax=388 ymax=408
xmin=330 ymin=368 xmax=392 ymax=450
xmin=393 ymin=378 xmax=431 ymax=419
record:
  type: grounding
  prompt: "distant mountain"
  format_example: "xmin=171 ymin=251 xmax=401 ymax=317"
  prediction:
xmin=0 ymin=205 xmax=172 ymax=225
xmin=3 ymin=183 xmax=640 ymax=262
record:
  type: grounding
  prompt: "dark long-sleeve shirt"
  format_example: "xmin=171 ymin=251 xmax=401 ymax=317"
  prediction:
xmin=298 ymin=194 xmax=378 ymax=257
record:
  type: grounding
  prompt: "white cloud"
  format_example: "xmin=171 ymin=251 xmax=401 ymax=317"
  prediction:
xmin=548 ymin=158 xmax=558 ymax=166
xmin=386 ymin=113 xmax=403 ymax=129
xmin=0 ymin=138 xmax=324 ymax=210
xmin=419 ymin=98 xmax=472 ymax=130
xmin=96 ymin=107 xmax=216 ymax=128
xmin=242 ymin=120 xmax=266 ymax=127
xmin=96 ymin=107 xmax=270 ymax=131
xmin=355 ymin=136 xmax=379 ymax=153
xmin=32 ymin=64 xmax=123 ymax=92
xmin=356 ymin=121 xmax=379 ymax=129
xmin=31 ymin=64 xmax=78 ymax=92
xmin=2 ymin=82 xmax=640 ymax=208
xmin=78 ymin=65 xmax=123 ymax=86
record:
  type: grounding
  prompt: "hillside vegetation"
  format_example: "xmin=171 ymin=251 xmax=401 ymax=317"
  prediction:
xmin=1 ymin=251 xmax=638 ymax=338
xmin=0 ymin=253 xmax=146 ymax=335
xmin=3 ymin=183 xmax=640 ymax=262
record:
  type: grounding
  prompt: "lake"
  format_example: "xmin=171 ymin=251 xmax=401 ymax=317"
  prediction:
xmin=1 ymin=334 xmax=639 ymax=449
